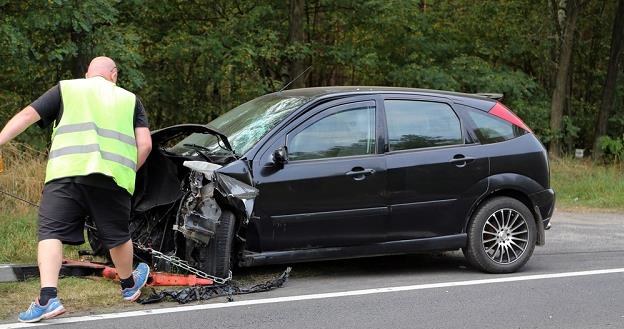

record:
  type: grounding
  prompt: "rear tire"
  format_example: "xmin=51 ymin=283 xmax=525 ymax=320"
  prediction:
xmin=463 ymin=197 xmax=536 ymax=273
xmin=187 ymin=210 xmax=236 ymax=278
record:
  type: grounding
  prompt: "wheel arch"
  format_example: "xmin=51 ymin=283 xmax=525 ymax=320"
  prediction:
xmin=465 ymin=187 xmax=545 ymax=246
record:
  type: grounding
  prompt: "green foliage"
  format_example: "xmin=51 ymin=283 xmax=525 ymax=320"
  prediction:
xmin=562 ymin=116 xmax=582 ymax=152
xmin=0 ymin=0 xmax=622 ymax=154
xmin=598 ymin=135 xmax=624 ymax=162
xmin=509 ymin=98 xmax=551 ymax=139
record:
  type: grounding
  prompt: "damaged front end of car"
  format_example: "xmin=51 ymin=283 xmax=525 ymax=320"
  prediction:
xmin=175 ymin=160 xmax=258 ymax=244
xmin=88 ymin=124 xmax=258 ymax=278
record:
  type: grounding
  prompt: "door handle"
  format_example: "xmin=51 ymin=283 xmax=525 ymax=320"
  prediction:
xmin=449 ymin=155 xmax=475 ymax=168
xmin=346 ymin=168 xmax=375 ymax=181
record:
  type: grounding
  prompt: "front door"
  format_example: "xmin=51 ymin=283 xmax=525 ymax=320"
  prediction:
xmin=253 ymin=100 xmax=388 ymax=251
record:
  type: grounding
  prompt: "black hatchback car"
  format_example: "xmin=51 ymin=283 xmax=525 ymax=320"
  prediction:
xmin=90 ymin=87 xmax=554 ymax=277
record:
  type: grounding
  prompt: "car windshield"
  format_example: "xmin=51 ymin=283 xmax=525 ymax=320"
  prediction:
xmin=174 ymin=93 xmax=309 ymax=156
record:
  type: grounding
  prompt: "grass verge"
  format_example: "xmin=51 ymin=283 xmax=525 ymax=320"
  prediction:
xmin=0 ymin=143 xmax=46 ymax=215
xmin=550 ymin=158 xmax=624 ymax=211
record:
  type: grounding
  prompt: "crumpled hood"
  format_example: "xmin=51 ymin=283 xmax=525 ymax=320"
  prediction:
xmin=150 ymin=124 xmax=234 ymax=153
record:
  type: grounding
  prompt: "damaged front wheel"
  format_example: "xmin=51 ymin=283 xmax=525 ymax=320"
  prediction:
xmin=186 ymin=210 xmax=236 ymax=278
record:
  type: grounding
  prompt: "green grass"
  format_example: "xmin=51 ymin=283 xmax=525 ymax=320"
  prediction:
xmin=550 ymin=158 xmax=624 ymax=211
xmin=0 ymin=211 xmax=88 ymax=264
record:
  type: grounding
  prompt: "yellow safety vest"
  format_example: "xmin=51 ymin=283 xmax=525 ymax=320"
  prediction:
xmin=45 ymin=77 xmax=138 ymax=194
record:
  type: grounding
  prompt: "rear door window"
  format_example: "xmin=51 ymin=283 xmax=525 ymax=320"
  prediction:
xmin=465 ymin=109 xmax=526 ymax=144
xmin=384 ymin=100 xmax=462 ymax=151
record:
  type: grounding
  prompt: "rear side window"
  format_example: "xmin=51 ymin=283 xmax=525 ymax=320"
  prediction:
xmin=466 ymin=109 xmax=526 ymax=144
xmin=385 ymin=100 xmax=462 ymax=151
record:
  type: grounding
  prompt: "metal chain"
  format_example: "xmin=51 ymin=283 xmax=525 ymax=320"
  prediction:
xmin=134 ymin=243 xmax=232 ymax=285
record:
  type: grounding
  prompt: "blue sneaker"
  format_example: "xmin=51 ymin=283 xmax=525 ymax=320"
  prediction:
xmin=18 ymin=297 xmax=65 ymax=323
xmin=121 ymin=262 xmax=150 ymax=301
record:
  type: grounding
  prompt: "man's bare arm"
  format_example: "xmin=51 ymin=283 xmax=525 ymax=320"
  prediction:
xmin=0 ymin=106 xmax=41 ymax=146
xmin=135 ymin=127 xmax=152 ymax=170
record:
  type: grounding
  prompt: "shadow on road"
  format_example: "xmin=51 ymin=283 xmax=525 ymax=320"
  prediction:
xmin=233 ymin=251 xmax=472 ymax=284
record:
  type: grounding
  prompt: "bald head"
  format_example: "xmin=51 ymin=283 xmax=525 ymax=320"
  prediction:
xmin=86 ymin=56 xmax=118 ymax=83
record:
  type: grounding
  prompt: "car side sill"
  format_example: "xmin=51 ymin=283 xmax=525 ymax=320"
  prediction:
xmin=239 ymin=234 xmax=467 ymax=267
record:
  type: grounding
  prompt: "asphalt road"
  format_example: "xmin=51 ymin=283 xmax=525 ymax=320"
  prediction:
xmin=3 ymin=210 xmax=624 ymax=329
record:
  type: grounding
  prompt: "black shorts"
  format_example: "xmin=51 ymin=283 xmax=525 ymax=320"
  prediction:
xmin=38 ymin=178 xmax=131 ymax=249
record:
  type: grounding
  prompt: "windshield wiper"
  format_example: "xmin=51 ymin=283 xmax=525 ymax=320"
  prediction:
xmin=184 ymin=143 xmax=237 ymax=160
xmin=182 ymin=144 xmax=212 ymax=162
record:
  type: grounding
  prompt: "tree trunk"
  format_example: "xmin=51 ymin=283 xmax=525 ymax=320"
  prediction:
xmin=70 ymin=31 xmax=89 ymax=79
xmin=549 ymin=0 xmax=581 ymax=157
xmin=592 ymin=0 xmax=624 ymax=158
xmin=288 ymin=0 xmax=306 ymax=89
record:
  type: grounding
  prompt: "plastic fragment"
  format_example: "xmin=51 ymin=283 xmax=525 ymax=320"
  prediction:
xmin=183 ymin=161 xmax=222 ymax=179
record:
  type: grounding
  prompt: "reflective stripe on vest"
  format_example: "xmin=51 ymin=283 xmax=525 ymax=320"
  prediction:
xmin=45 ymin=77 xmax=138 ymax=194
xmin=53 ymin=122 xmax=136 ymax=146
xmin=48 ymin=144 xmax=136 ymax=171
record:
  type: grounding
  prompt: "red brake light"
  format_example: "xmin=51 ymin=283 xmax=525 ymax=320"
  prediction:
xmin=489 ymin=102 xmax=532 ymax=133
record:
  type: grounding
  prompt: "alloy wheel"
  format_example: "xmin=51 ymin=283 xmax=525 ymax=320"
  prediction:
xmin=482 ymin=208 xmax=529 ymax=265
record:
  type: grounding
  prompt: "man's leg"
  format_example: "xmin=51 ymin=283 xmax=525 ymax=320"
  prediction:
xmin=108 ymin=239 xmax=150 ymax=301
xmin=19 ymin=181 xmax=84 ymax=322
xmin=19 ymin=239 xmax=71 ymax=322
xmin=108 ymin=239 xmax=133 ymax=279
xmin=38 ymin=239 xmax=63 ymax=288
xmin=85 ymin=182 xmax=150 ymax=301
xmin=37 ymin=182 xmax=86 ymax=293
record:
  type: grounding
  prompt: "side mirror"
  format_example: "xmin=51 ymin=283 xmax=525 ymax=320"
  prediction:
xmin=272 ymin=146 xmax=289 ymax=167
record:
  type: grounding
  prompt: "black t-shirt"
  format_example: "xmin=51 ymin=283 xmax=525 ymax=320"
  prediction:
xmin=31 ymin=83 xmax=149 ymax=191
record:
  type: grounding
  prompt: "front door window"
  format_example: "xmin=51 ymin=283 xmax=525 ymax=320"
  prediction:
xmin=288 ymin=106 xmax=376 ymax=161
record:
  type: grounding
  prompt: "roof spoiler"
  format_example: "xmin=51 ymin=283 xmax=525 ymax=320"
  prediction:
xmin=475 ymin=93 xmax=504 ymax=101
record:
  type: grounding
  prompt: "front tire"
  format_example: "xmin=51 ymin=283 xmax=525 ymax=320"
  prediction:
xmin=187 ymin=210 xmax=236 ymax=278
xmin=463 ymin=197 xmax=537 ymax=273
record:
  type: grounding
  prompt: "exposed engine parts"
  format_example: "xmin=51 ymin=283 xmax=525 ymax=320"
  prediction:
xmin=174 ymin=162 xmax=223 ymax=244
xmin=174 ymin=161 xmax=258 ymax=245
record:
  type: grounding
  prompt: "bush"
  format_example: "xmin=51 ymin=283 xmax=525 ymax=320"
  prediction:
xmin=598 ymin=135 xmax=624 ymax=163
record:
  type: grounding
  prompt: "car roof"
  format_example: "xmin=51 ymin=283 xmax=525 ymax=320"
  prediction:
xmin=277 ymin=86 xmax=497 ymax=110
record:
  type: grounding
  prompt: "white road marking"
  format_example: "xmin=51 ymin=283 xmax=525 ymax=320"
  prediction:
xmin=2 ymin=267 xmax=624 ymax=328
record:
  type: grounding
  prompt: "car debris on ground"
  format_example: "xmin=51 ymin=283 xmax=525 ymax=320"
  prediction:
xmin=139 ymin=267 xmax=291 ymax=304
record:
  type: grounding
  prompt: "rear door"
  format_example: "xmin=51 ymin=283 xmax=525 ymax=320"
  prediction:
xmin=253 ymin=99 xmax=388 ymax=251
xmin=383 ymin=97 xmax=489 ymax=240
